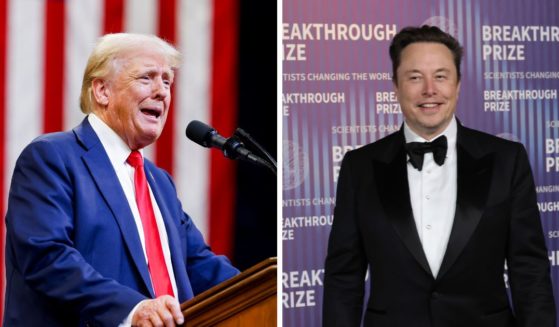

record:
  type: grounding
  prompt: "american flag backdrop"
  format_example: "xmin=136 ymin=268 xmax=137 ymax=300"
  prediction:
xmin=0 ymin=0 xmax=278 ymax=320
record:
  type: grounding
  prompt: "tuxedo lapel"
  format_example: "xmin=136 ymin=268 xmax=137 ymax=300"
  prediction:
xmin=375 ymin=131 xmax=432 ymax=276
xmin=74 ymin=119 xmax=155 ymax=297
xmin=437 ymin=126 xmax=493 ymax=279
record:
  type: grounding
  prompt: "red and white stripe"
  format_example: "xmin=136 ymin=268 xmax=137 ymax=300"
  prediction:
xmin=0 ymin=0 xmax=239 ymax=318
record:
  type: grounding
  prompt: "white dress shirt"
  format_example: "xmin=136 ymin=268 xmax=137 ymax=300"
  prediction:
xmin=404 ymin=117 xmax=458 ymax=277
xmin=88 ymin=114 xmax=178 ymax=324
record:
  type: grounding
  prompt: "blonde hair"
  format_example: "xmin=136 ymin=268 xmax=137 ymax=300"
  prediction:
xmin=79 ymin=33 xmax=181 ymax=113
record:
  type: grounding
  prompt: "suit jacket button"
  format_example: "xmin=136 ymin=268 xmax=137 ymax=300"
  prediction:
xmin=432 ymin=292 xmax=440 ymax=299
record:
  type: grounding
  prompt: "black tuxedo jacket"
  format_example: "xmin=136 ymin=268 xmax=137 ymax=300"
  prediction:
xmin=323 ymin=122 xmax=555 ymax=327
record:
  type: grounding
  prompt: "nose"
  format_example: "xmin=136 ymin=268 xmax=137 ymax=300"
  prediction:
xmin=422 ymin=77 xmax=437 ymax=96
xmin=152 ymin=77 xmax=169 ymax=100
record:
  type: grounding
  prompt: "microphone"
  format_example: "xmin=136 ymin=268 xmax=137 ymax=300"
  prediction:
xmin=186 ymin=120 xmax=273 ymax=171
xmin=185 ymin=120 xmax=227 ymax=150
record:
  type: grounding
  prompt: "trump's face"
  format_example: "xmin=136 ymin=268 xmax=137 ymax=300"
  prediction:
xmin=97 ymin=49 xmax=174 ymax=150
xmin=394 ymin=42 xmax=460 ymax=140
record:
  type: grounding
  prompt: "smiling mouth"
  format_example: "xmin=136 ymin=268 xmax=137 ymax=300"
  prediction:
xmin=141 ymin=108 xmax=161 ymax=118
xmin=418 ymin=103 xmax=441 ymax=108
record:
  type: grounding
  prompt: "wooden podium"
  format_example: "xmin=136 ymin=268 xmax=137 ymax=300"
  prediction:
xmin=181 ymin=257 xmax=277 ymax=326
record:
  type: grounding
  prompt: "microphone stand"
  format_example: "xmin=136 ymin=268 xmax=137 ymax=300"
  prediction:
xmin=234 ymin=128 xmax=277 ymax=175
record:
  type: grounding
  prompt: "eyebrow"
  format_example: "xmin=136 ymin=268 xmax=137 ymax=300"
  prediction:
xmin=134 ymin=66 xmax=174 ymax=79
xmin=402 ymin=68 xmax=451 ymax=75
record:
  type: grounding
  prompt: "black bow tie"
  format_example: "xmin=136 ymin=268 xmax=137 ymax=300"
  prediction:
xmin=405 ymin=135 xmax=448 ymax=171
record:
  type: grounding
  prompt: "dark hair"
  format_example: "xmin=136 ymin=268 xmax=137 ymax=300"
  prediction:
xmin=389 ymin=25 xmax=463 ymax=83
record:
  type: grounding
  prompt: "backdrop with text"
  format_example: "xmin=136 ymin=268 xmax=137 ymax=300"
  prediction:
xmin=282 ymin=0 xmax=559 ymax=325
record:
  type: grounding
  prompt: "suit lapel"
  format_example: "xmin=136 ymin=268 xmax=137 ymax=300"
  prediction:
xmin=74 ymin=119 xmax=155 ymax=297
xmin=145 ymin=165 xmax=194 ymax=301
xmin=437 ymin=126 xmax=493 ymax=279
xmin=375 ymin=131 xmax=433 ymax=276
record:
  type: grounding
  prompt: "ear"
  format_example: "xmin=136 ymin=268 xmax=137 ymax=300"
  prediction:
xmin=92 ymin=78 xmax=110 ymax=106
xmin=392 ymin=79 xmax=400 ymax=100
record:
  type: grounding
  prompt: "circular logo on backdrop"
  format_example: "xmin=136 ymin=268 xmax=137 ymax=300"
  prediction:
xmin=422 ymin=16 xmax=458 ymax=37
xmin=282 ymin=140 xmax=310 ymax=190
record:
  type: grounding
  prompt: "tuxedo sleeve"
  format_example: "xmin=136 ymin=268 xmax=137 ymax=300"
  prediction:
xmin=5 ymin=139 xmax=146 ymax=326
xmin=507 ymin=143 xmax=556 ymax=327
xmin=323 ymin=151 xmax=368 ymax=327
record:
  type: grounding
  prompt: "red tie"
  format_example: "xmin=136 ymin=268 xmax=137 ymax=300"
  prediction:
xmin=127 ymin=151 xmax=174 ymax=297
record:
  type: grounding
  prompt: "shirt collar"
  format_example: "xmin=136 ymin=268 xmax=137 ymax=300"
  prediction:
xmin=88 ymin=113 xmax=143 ymax=165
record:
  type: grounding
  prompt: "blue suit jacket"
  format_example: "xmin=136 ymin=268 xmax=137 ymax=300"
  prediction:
xmin=4 ymin=118 xmax=239 ymax=326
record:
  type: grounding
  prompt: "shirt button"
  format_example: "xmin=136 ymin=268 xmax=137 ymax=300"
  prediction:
xmin=426 ymin=169 xmax=431 ymax=174
xmin=425 ymin=195 xmax=431 ymax=200
xmin=426 ymin=224 xmax=432 ymax=230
